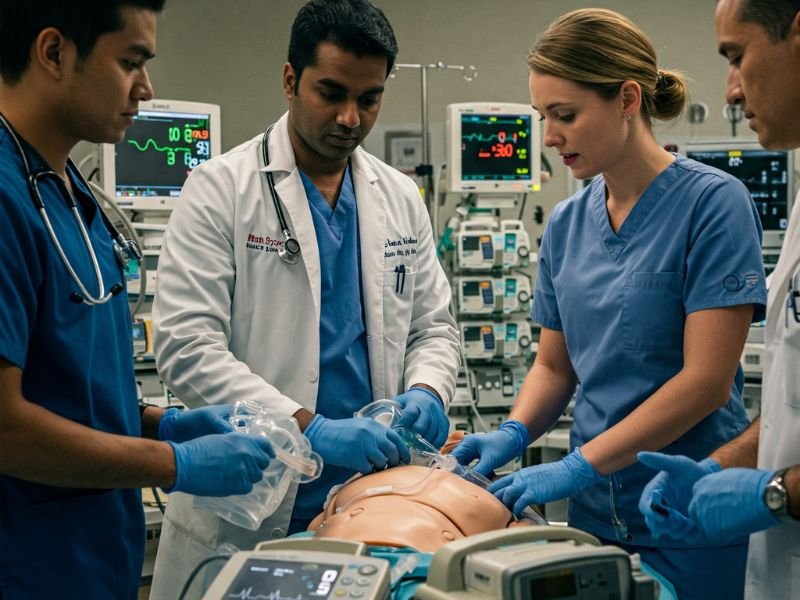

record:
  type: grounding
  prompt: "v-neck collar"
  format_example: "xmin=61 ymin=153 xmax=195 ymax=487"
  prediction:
xmin=591 ymin=155 xmax=682 ymax=261
xmin=300 ymin=164 xmax=355 ymax=240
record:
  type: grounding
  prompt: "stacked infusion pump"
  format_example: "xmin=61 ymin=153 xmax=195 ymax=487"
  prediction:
xmin=444 ymin=102 xmax=542 ymax=416
xmin=451 ymin=214 xmax=534 ymax=411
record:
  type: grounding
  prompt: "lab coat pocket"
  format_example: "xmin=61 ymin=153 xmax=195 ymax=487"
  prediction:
xmin=622 ymin=271 xmax=684 ymax=351
xmin=383 ymin=262 xmax=418 ymax=343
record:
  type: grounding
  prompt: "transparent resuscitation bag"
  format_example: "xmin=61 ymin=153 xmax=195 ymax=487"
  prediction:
xmin=193 ymin=399 xmax=323 ymax=530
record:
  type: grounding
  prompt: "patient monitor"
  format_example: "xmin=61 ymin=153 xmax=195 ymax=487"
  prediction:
xmin=308 ymin=465 xmax=542 ymax=553
xmin=415 ymin=527 xmax=659 ymax=600
xmin=200 ymin=538 xmax=391 ymax=600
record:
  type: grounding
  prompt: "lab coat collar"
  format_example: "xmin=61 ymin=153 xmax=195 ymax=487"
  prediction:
xmin=258 ymin=112 xmax=379 ymax=185
xmin=258 ymin=112 xmax=295 ymax=176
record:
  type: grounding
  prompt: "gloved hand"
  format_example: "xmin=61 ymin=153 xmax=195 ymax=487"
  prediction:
xmin=489 ymin=447 xmax=602 ymax=515
xmin=393 ymin=387 xmax=450 ymax=448
xmin=158 ymin=405 xmax=233 ymax=443
xmin=637 ymin=451 xmax=721 ymax=541
xmin=167 ymin=432 xmax=274 ymax=497
xmin=305 ymin=415 xmax=411 ymax=474
xmin=450 ymin=420 xmax=530 ymax=477
xmin=687 ymin=468 xmax=779 ymax=544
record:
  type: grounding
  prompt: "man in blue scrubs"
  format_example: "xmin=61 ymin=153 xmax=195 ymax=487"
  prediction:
xmin=0 ymin=2 xmax=274 ymax=598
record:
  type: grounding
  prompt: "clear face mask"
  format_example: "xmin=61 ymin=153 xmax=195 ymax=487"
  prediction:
xmin=353 ymin=398 xmax=492 ymax=489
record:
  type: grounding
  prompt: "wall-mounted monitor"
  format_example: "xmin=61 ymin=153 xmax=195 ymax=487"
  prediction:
xmin=102 ymin=99 xmax=221 ymax=212
xmin=446 ymin=102 xmax=541 ymax=194
xmin=686 ymin=141 xmax=793 ymax=248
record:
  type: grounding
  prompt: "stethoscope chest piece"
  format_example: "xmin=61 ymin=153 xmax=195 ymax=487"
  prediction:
xmin=279 ymin=235 xmax=301 ymax=264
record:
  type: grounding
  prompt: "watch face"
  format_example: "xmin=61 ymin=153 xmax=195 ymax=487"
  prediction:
xmin=765 ymin=479 xmax=787 ymax=512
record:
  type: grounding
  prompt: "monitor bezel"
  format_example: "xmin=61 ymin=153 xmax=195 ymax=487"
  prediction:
xmin=685 ymin=139 xmax=794 ymax=248
xmin=446 ymin=102 xmax=541 ymax=195
xmin=102 ymin=99 xmax=221 ymax=212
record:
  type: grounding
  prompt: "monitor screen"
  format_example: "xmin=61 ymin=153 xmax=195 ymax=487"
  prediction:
xmin=224 ymin=558 xmax=341 ymax=599
xmin=447 ymin=102 xmax=541 ymax=194
xmin=686 ymin=144 xmax=792 ymax=232
xmin=102 ymin=99 xmax=221 ymax=211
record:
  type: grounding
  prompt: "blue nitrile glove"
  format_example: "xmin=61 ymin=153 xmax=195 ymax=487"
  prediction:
xmin=305 ymin=415 xmax=411 ymax=474
xmin=687 ymin=468 xmax=780 ymax=544
xmin=637 ymin=451 xmax=721 ymax=541
xmin=489 ymin=447 xmax=602 ymax=515
xmin=166 ymin=432 xmax=274 ymax=497
xmin=393 ymin=386 xmax=450 ymax=448
xmin=158 ymin=405 xmax=233 ymax=443
xmin=450 ymin=420 xmax=530 ymax=477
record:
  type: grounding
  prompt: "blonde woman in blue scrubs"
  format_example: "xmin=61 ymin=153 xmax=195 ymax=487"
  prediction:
xmin=452 ymin=9 xmax=766 ymax=599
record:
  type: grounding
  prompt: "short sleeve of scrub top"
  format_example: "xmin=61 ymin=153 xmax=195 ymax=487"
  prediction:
xmin=0 ymin=138 xmax=42 ymax=366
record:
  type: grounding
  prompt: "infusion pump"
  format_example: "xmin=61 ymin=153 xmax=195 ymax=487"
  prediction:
xmin=455 ymin=274 xmax=531 ymax=315
xmin=461 ymin=320 xmax=534 ymax=360
xmin=454 ymin=219 xmax=532 ymax=271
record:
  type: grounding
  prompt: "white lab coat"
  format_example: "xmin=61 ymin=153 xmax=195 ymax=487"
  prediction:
xmin=745 ymin=191 xmax=800 ymax=599
xmin=148 ymin=113 xmax=460 ymax=598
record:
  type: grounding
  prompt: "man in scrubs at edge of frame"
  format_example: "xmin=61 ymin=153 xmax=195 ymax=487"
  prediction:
xmin=149 ymin=0 xmax=460 ymax=596
xmin=639 ymin=1 xmax=800 ymax=598
xmin=0 ymin=2 xmax=275 ymax=598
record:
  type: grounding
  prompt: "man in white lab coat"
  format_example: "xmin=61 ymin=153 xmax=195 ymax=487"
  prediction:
xmin=149 ymin=0 xmax=460 ymax=596
xmin=638 ymin=1 xmax=800 ymax=597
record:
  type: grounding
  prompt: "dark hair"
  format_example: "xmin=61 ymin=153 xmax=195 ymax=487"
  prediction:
xmin=738 ymin=0 xmax=800 ymax=41
xmin=288 ymin=0 xmax=398 ymax=88
xmin=528 ymin=8 xmax=687 ymax=124
xmin=0 ymin=0 xmax=166 ymax=83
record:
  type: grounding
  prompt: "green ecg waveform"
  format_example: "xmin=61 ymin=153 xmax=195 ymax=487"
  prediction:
xmin=127 ymin=138 xmax=191 ymax=154
xmin=462 ymin=133 xmax=520 ymax=143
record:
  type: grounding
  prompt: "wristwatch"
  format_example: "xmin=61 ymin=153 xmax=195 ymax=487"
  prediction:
xmin=763 ymin=469 xmax=794 ymax=522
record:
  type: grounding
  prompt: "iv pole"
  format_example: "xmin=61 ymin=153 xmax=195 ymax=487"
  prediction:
xmin=391 ymin=62 xmax=478 ymax=213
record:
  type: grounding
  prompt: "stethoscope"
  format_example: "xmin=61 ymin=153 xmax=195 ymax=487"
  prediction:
xmin=0 ymin=112 xmax=142 ymax=305
xmin=262 ymin=124 xmax=301 ymax=265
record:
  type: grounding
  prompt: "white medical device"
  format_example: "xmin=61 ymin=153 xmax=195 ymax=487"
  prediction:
xmin=454 ymin=219 xmax=531 ymax=271
xmin=131 ymin=319 xmax=148 ymax=356
xmin=446 ymin=102 xmax=541 ymax=195
xmin=461 ymin=321 xmax=533 ymax=360
xmin=201 ymin=538 xmax=391 ymax=600
xmin=102 ymin=99 xmax=222 ymax=213
xmin=455 ymin=274 xmax=532 ymax=315
xmin=414 ymin=527 xmax=659 ymax=600
xmin=469 ymin=364 xmax=528 ymax=408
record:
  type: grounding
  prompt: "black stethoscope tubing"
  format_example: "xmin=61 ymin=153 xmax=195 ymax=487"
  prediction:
xmin=262 ymin=124 xmax=301 ymax=265
xmin=0 ymin=112 xmax=141 ymax=305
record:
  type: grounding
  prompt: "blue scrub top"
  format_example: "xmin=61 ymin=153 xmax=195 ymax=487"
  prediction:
xmin=291 ymin=165 xmax=373 ymax=520
xmin=0 ymin=129 xmax=143 ymax=598
xmin=533 ymin=155 xmax=767 ymax=547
